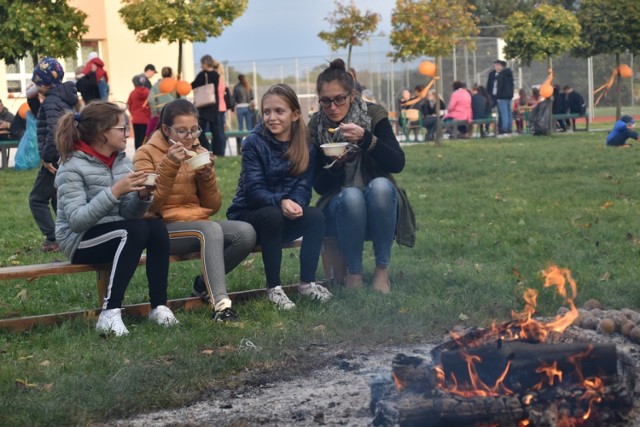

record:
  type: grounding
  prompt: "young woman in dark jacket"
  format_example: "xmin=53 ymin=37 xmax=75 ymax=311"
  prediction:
xmin=227 ymin=84 xmax=332 ymax=310
xmin=191 ymin=54 xmax=220 ymax=152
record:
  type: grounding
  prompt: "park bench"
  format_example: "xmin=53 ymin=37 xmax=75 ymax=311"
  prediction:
xmin=204 ymin=130 xmax=251 ymax=155
xmin=552 ymin=112 xmax=589 ymax=132
xmin=0 ymin=139 xmax=19 ymax=170
xmin=470 ymin=117 xmax=498 ymax=138
xmin=0 ymin=237 xmax=341 ymax=332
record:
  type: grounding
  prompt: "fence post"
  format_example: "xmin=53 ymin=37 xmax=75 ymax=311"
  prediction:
xmin=587 ymin=57 xmax=595 ymax=120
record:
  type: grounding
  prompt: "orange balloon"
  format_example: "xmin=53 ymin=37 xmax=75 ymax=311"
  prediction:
xmin=175 ymin=80 xmax=192 ymax=96
xmin=540 ymin=83 xmax=553 ymax=99
xmin=619 ymin=64 xmax=632 ymax=79
xmin=159 ymin=77 xmax=177 ymax=94
xmin=419 ymin=60 xmax=437 ymax=77
xmin=18 ymin=102 xmax=30 ymax=119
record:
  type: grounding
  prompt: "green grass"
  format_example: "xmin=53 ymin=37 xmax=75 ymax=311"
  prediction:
xmin=2 ymin=131 xmax=640 ymax=425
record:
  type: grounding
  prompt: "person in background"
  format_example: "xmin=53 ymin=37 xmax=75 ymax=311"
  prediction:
xmin=75 ymin=66 xmax=100 ymax=106
xmin=191 ymin=55 xmax=221 ymax=152
xmin=514 ymin=88 xmax=529 ymax=134
xmin=492 ymin=60 xmax=514 ymax=136
xmin=349 ymin=68 xmax=364 ymax=94
xmin=0 ymin=98 xmax=15 ymax=131
xmin=134 ymin=99 xmax=256 ymax=323
xmin=530 ymin=87 xmax=543 ymax=107
xmin=606 ymin=115 xmax=638 ymax=147
xmin=420 ymin=90 xmax=446 ymax=141
xmin=471 ymin=84 xmax=492 ymax=137
xmin=562 ymin=85 xmax=586 ymax=132
xmin=82 ymin=52 xmax=109 ymax=101
xmin=214 ymin=60 xmax=228 ymax=156
xmin=227 ymin=84 xmax=331 ymax=310
xmin=55 ymin=101 xmax=177 ymax=336
xmin=552 ymin=84 xmax=566 ymax=132
xmin=310 ymin=58 xmax=413 ymax=293
xmin=443 ymin=81 xmax=473 ymax=138
xmin=142 ymin=64 xmax=156 ymax=90
xmin=127 ymin=74 xmax=151 ymax=149
xmin=361 ymin=89 xmax=377 ymax=104
xmin=147 ymin=66 xmax=177 ymax=138
xmin=233 ymin=74 xmax=254 ymax=132
xmin=29 ymin=57 xmax=78 ymax=252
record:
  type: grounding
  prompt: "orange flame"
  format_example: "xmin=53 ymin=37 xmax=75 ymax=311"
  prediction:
xmin=392 ymin=372 xmax=404 ymax=392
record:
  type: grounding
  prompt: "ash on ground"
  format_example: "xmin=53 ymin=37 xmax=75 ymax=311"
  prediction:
xmin=105 ymin=344 xmax=435 ymax=427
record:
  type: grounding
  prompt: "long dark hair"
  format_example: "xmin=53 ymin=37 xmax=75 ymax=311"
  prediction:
xmin=56 ymin=101 xmax=123 ymax=162
xmin=261 ymin=84 xmax=308 ymax=176
xmin=316 ymin=58 xmax=355 ymax=94
xmin=238 ymin=74 xmax=250 ymax=93
xmin=158 ymin=98 xmax=199 ymax=139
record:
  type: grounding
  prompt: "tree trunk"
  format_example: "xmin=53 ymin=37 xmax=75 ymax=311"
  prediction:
xmin=177 ymin=40 xmax=183 ymax=81
xmin=31 ymin=52 xmax=39 ymax=69
xmin=434 ymin=56 xmax=442 ymax=146
xmin=615 ymin=52 xmax=621 ymax=120
xmin=347 ymin=44 xmax=352 ymax=70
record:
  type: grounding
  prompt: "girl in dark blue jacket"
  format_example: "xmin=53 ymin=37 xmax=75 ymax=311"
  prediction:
xmin=227 ymin=84 xmax=332 ymax=309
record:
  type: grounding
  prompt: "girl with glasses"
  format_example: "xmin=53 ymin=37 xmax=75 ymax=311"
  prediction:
xmin=310 ymin=58 xmax=415 ymax=293
xmin=54 ymin=101 xmax=177 ymax=336
xmin=227 ymin=84 xmax=332 ymax=310
xmin=134 ymin=99 xmax=256 ymax=323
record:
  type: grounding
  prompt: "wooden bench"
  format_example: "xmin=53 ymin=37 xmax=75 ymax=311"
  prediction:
xmin=0 ymin=139 xmax=19 ymax=170
xmin=470 ymin=117 xmax=498 ymax=138
xmin=0 ymin=238 xmax=341 ymax=332
xmin=552 ymin=112 xmax=589 ymax=132
xmin=204 ymin=130 xmax=251 ymax=155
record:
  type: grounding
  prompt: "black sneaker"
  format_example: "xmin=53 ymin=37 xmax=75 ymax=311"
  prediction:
xmin=213 ymin=307 xmax=240 ymax=323
xmin=191 ymin=275 xmax=210 ymax=303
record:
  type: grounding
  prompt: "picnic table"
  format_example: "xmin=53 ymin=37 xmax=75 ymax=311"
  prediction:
xmin=0 ymin=132 xmax=19 ymax=170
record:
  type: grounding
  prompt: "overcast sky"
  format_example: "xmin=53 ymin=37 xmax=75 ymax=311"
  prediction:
xmin=193 ymin=0 xmax=394 ymax=64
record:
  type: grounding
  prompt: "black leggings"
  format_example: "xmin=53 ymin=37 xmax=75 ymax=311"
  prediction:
xmin=72 ymin=218 xmax=170 ymax=309
xmin=133 ymin=123 xmax=147 ymax=150
xmin=234 ymin=206 xmax=324 ymax=287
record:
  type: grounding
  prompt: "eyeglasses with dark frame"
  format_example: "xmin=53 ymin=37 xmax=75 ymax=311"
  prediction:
xmin=168 ymin=126 xmax=203 ymax=139
xmin=110 ymin=125 xmax=130 ymax=133
xmin=318 ymin=93 xmax=350 ymax=108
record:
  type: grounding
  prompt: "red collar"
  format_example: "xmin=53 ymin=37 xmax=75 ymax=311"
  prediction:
xmin=75 ymin=140 xmax=117 ymax=168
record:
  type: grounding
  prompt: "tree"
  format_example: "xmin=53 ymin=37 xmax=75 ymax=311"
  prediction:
xmin=389 ymin=0 xmax=478 ymax=144
xmin=575 ymin=0 xmax=640 ymax=119
xmin=318 ymin=0 xmax=381 ymax=70
xmin=468 ymin=0 xmax=534 ymax=37
xmin=0 ymin=0 xmax=88 ymax=66
xmin=119 ymin=0 xmax=248 ymax=79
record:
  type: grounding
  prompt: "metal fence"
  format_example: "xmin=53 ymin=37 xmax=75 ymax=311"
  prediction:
xmin=216 ymin=36 xmax=638 ymax=122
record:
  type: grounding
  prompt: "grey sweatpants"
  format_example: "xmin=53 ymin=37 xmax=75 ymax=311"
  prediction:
xmin=166 ymin=220 xmax=256 ymax=309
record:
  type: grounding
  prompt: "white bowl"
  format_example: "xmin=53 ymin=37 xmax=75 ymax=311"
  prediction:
xmin=143 ymin=173 xmax=158 ymax=186
xmin=185 ymin=151 xmax=211 ymax=170
xmin=320 ymin=142 xmax=349 ymax=157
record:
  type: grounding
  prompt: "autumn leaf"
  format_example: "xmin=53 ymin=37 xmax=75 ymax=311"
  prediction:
xmin=512 ymin=267 xmax=522 ymax=278
xmin=599 ymin=271 xmax=612 ymax=282
xmin=15 ymin=378 xmax=38 ymax=389
xmin=16 ymin=289 xmax=27 ymax=302
xmin=601 ymin=201 xmax=613 ymax=209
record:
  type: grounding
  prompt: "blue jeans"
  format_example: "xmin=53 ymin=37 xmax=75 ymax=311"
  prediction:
xmin=236 ymin=106 xmax=253 ymax=131
xmin=497 ymin=99 xmax=512 ymax=133
xmin=324 ymin=177 xmax=397 ymax=274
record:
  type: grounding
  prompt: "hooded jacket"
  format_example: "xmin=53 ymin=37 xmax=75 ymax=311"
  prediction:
xmin=37 ymin=81 xmax=78 ymax=163
xmin=127 ymin=86 xmax=151 ymax=124
xmin=133 ymin=130 xmax=222 ymax=222
xmin=226 ymin=122 xmax=316 ymax=220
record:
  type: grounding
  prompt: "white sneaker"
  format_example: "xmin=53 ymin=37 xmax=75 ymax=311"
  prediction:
xmin=96 ymin=308 xmax=129 ymax=337
xmin=266 ymin=286 xmax=296 ymax=310
xmin=298 ymin=282 xmax=333 ymax=302
xmin=149 ymin=305 xmax=179 ymax=327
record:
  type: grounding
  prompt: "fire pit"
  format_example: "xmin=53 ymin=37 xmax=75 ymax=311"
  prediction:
xmin=372 ymin=266 xmax=639 ymax=427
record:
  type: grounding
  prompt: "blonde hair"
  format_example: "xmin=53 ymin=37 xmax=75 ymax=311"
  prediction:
xmin=261 ymin=84 xmax=308 ymax=176
xmin=56 ymin=101 xmax=124 ymax=162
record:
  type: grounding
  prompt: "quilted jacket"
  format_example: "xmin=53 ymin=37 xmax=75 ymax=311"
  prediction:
xmin=54 ymin=150 xmax=152 ymax=259
xmin=226 ymin=122 xmax=316 ymax=220
xmin=133 ymin=130 xmax=222 ymax=222
xmin=37 ymin=81 xmax=78 ymax=163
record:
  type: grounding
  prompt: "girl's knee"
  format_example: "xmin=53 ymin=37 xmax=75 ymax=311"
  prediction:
xmin=338 ymin=187 xmax=366 ymax=211
xmin=368 ymin=177 xmax=394 ymax=195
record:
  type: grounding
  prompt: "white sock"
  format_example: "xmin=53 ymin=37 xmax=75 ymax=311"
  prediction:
xmin=214 ymin=298 xmax=232 ymax=312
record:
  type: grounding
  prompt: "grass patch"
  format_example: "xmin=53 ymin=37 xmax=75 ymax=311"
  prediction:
xmin=1 ymin=131 xmax=640 ymax=424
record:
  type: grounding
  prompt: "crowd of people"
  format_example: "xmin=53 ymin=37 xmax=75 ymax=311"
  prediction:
xmin=10 ymin=55 xmax=414 ymax=336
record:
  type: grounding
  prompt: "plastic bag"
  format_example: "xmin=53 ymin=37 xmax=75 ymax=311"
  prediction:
xmin=14 ymin=111 xmax=39 ymax=170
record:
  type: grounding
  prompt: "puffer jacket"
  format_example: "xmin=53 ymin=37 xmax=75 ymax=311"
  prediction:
xmin=37 ymin=81 xmax=78 ymax=163
xmin=133 ymin=130 xmax=222 ymax=222
xmin=226 ymin=122 xmax=316 ymax=220
xmin=55 ymin=150 xmax=152 ymax=260
xmin=127 ymin=86 xmax=151 ymax=124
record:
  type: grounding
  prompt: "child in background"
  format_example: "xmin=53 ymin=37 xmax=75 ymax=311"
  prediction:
xmin=127 ymin=75 xmax=151 ymax=149
xmin=82 ymin=52 xmax=109 ymax=100
xmin=227 ymin=84 xmax=332 ymax=310
xmin=29 ymin=57 xmax=78 ymax=252
xmin=55 ymin=101 xmax=177 ymax=336
xmin=606 ymin=115 xmax=638 ymax=147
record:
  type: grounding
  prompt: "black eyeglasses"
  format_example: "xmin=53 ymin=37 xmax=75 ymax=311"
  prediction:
xmin=111 ymin=125 xmax=130 ymax=133
xmin=168 ymin=126 xmax=203 ymax=139
xmin=318 ymin=93 xmax=350 ymax=108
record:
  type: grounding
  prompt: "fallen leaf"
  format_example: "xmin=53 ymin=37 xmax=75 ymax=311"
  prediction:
xmin=458 ymin=313 xmax=469 ymax=321
xmin=601 ymin=201 xmax=613 ymax=209
xmin=313 ymin=324 xmax=326 ymax=331
xmin=512 ymin=267 xmax=521 ymax=278
xmin=599 ymin=271 xmax=611 ymax=282
xmin=16 ymin=289 xmax=27 ymax=302
xmin=15 ymin=378 xmax=38 ymax=389
xmin=201 ymin=349 xmax=215 ymax=355
xmin=242 ymin=258 xmax=254 ymax=268
xmin=18 ymin=355 xmax=33 ymax=361
xmin=495 ymin=193 xmax=504 ymax=202
xmin=474 ymin=263 xmax=482 ymax=273
xmin=42 ymin=383 xmax=53 ymax=391
xmin=39 ymin=360 xmax=50 ymax=367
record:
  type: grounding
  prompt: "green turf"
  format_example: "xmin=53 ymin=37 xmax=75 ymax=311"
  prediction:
xmin=1 ymin=131 xmax=639 ymax=425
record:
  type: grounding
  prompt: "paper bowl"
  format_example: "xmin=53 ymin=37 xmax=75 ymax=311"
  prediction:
xmin=320 ymin=142 xmax=349 ymax=157
xmin=185 ymin=151 xmax=211 ymax=170
xmin=143 ymin=173 xmax=157 ymax=186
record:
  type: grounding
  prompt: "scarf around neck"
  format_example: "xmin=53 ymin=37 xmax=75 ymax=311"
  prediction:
xmin=316 ymin=96 xmax=372 ymax=147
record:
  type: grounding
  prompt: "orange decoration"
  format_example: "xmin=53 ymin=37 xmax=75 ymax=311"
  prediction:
xmin=18 ymin=102 xmax=30 ymax=119
xmin=540 ymin=83 xmax=553 ymax=99
xmin=159 ymin=77 xmax=177 ymax=94
xmin=618 ymin=64 xmax=632 ymax=79
xmin=175 ymin=80 xmax=192 ymax=96
xmin=418 ymin=60 xmax=437 ymax=77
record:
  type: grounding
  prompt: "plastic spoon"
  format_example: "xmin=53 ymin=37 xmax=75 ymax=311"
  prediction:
xmin=169 ymin=138 xmax=197 ymax=157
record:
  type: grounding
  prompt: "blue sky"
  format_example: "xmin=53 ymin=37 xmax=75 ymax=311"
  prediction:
xmin=193 ymin=0 xmax=394 ymax=63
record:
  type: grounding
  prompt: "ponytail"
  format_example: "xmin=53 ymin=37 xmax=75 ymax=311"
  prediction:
xmin=56 ymin=113 xmax=81 ymax=162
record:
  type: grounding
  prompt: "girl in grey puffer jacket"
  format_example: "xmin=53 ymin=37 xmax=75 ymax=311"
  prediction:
xmin=55 ymin=101 xmax=178 ymax=336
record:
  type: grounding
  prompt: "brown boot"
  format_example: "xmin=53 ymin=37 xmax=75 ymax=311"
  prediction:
xmin=345 ymin=273 xmax=363 ymax=289
xmin=372 ymin=267 xmax=391 ymax=294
